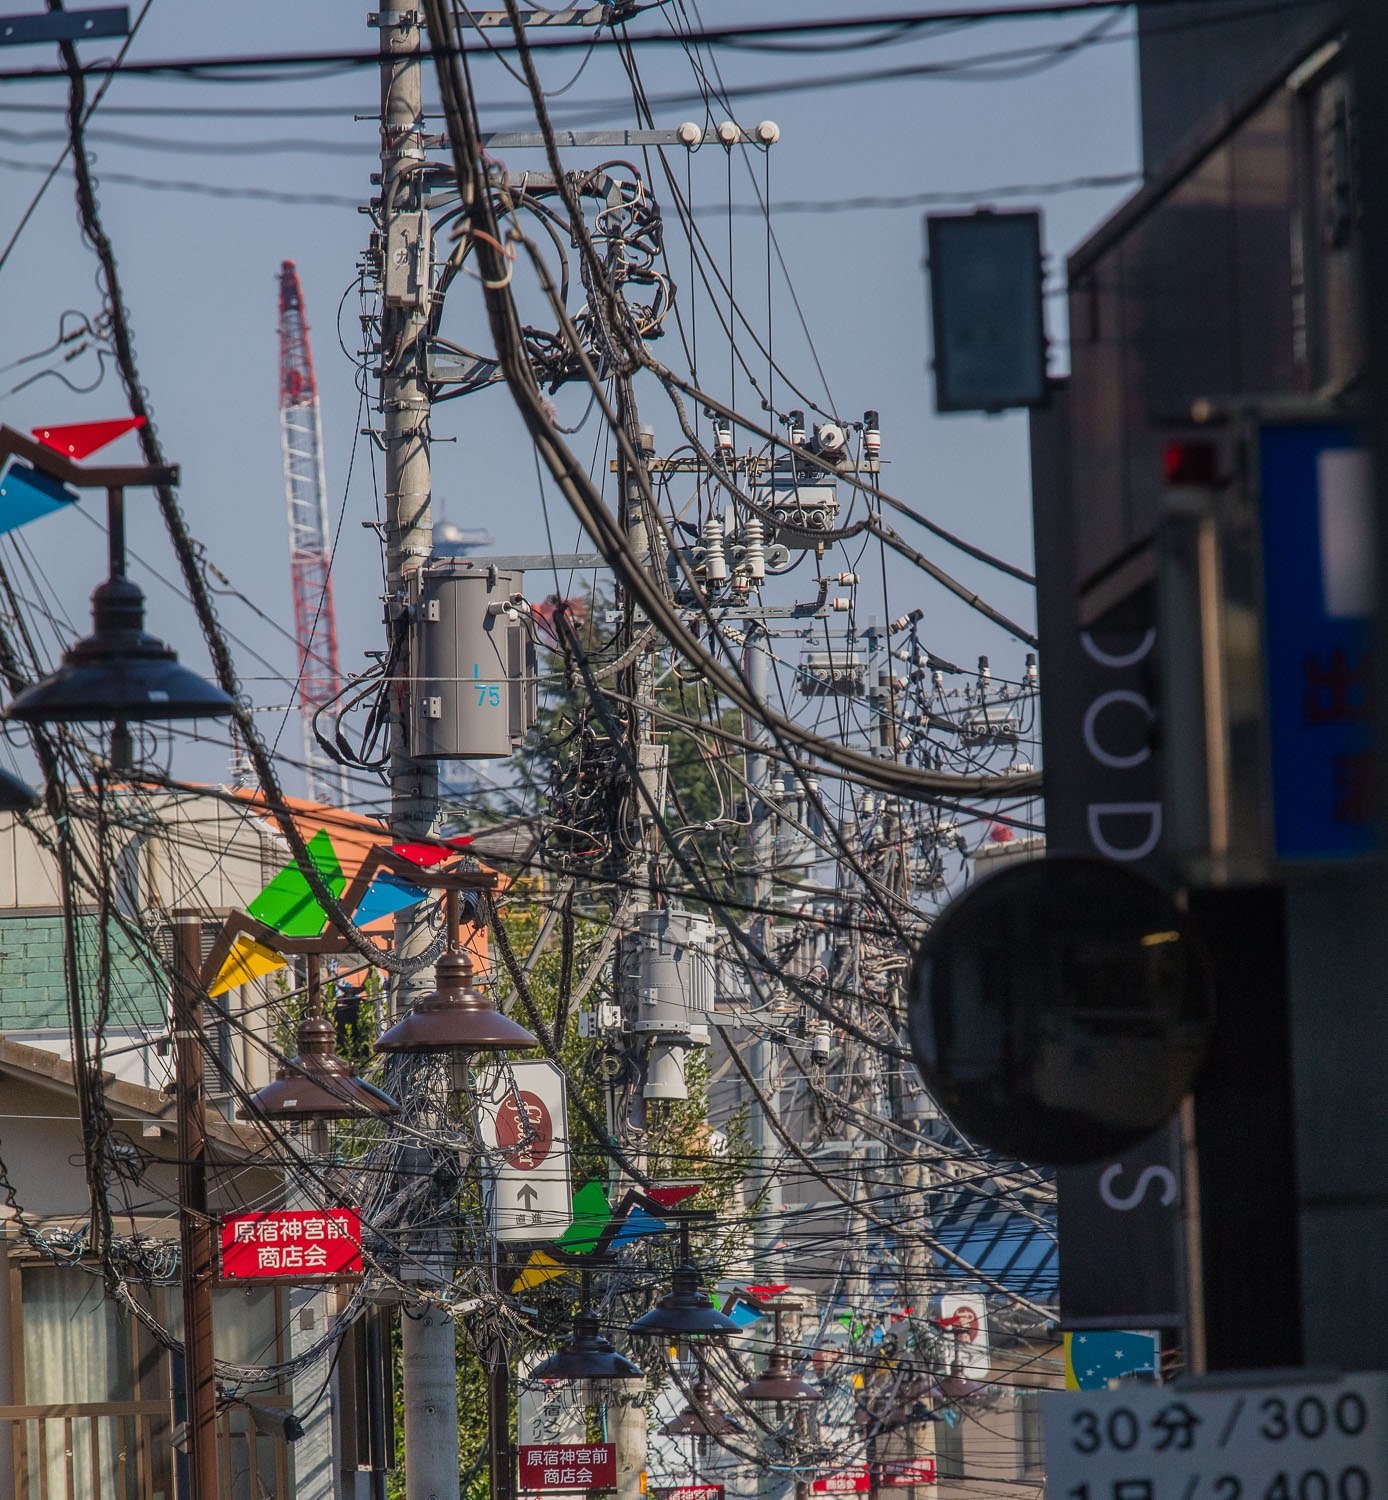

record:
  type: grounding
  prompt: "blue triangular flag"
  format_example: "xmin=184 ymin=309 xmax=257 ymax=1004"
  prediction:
xmin=609 ymin=1207 xmax=666 ymax=1248
xmin=0 ymin=462 xmax=77 ymax=534
xmin=721 ymin=1298 xmax=764 ymax=1329
xmin=353 ymin=872 xmax=426 ymax=925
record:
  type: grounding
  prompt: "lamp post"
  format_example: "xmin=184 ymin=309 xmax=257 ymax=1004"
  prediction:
xmin=738 ymin=1306 xmax=822 ymax=1407
xmin=0 ymin=430 xmax=234 ymax=1500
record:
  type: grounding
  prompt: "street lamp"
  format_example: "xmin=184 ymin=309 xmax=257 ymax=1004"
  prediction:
xmin=628 ymin=1225 xmax=740 ymax=1341
xmin=529 ymin=1306 xmax=645 ymax=1384
xmin=0 ymin=429 xmax=233 ymax=769
xmin=4 ymin=484 xmax=232 ymax=727
xmin=738 ymin=1307 xmax=821 ymax=1405
xmin=0 ymin=768 xmax=39 ymax=812
xmin=375 ymin=888 xmax=538 ymax=1063
xmin=242 ymin=955 xmax=397 ymax=1119
xmin=662 ymin=1375 xmax=740 ymax=1438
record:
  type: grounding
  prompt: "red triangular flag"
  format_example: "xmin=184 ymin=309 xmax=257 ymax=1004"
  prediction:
xmin=32 ymin=416 xmax=146 ymax=460
xmin=391 ymin=836 xmax=474 ymax=869
xmin=646 ymin=1183 xmax=702 ymax=1208
xmin=391 ymin=841 xmax=452 ymax=868
xmin=746 ymin=1284 xmax=790 ymax=1300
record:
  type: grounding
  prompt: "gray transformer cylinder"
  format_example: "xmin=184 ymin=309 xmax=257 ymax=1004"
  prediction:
xmin=631 ymin=908 xmax=715 ymax=1101
xmin=409 ymin=562 xmax=538 ymax=759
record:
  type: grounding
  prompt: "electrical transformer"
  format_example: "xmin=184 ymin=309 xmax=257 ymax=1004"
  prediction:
xmin=408 ymin=561 xmax=537 ymax=759
xmin=626 ymin=907 xmax=716 ymax=1101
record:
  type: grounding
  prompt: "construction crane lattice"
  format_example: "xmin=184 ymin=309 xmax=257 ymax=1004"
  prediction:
xmin=277 ymin=258 xmax=348 ymax=807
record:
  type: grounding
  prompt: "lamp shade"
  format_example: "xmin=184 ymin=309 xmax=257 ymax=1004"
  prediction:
xmin=0 ymin=767 xmax=39 ymax=812
xmin=375 ymin=949 xmax=538 ymax=1054
xmin=737 ymin=1345 xmax=821 ymax=1404
xmin=628 ymin=1264 xmax=740 ymax=1340
xmin=242 ymin=1012 xmax=398 ymax=1120
xmin=528 ymin=1309 xmax=644 ymax=1383
xmin=661 ymin=1379 xmax=740 ymax=1437
xmin=6 ymin=576 xmax=233 ymax=723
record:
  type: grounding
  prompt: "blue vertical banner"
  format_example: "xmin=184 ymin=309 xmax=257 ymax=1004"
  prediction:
xmin=1259 ymin=421 xmax=1375 ymax=859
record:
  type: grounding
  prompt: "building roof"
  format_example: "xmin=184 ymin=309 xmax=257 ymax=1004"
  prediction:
xmin=0 ymin=1033 xmax=258 ymax=1152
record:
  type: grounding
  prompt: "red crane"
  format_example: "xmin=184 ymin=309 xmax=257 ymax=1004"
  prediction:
xmin=278 ymin=260 xmax=348 ymax=806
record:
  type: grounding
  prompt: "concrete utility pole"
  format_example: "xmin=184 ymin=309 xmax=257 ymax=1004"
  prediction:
xmin=744 ymin=626 xmax=789 ymax=1500
xmin=375 ymin=9 xmax=458 ymax=1499
xmin=173 ymin=910 xmax=218 ymax=1500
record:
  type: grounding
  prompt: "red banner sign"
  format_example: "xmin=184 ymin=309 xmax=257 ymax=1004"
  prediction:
xmin=220 ymin=1209 xmax=363 ymax=1279
xmin=882 ymin=1460 xmax=937 ymax=1488
xmin=811 ymin=1473 xmax=871 ymax=1494
xmin=519 ymin=1444 xmax=616 ymax=1492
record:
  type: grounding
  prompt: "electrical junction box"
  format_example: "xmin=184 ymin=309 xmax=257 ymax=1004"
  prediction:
xmin=797 ymin=649 xmax=866 ymax=698
xmin=750 ymin=471 xmax=840 ymax=546
xmin=384 ymin=210 xmax=430 ymax=310
xmin=408 ymin=561 xmax=537 ymax=759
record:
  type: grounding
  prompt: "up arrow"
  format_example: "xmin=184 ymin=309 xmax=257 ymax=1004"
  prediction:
xmin=516 ymin=1184 xmax=539 ymax=1209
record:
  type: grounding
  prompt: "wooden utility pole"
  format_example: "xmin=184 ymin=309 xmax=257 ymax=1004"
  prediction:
xmin=173 ymin=909 xmax=218 ymax=1500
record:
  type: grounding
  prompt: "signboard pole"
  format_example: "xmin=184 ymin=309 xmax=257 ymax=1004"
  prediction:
xmin=490 ymin=1336 xmax=513 ymax=1500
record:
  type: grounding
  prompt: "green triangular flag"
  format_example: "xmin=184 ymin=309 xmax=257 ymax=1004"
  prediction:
xmin=247 ymin=829 xmax=345 ymax=937
xmin=555 ymin=1179 xmax=612 ymax=1254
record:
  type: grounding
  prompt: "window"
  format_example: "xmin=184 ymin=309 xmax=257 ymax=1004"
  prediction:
xmin=10 ymin=1257 xmax=292 ymax=1499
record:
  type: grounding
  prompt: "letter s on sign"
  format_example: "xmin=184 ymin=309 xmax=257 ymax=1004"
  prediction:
xmin=1098 ymin=1162 xmax=1178 ymax=1211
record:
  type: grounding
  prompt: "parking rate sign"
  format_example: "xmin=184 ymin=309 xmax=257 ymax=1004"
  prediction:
xmin=1042 ymin=1374 xmax=1388 ymax=1500
xmin=474 ymin=1059 xmax=574 ymax=1243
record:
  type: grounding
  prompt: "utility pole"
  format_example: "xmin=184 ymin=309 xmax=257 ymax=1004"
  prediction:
xmin=744 ymin=626 xmax=789 ymax=1500
xmin=173 ymin=909 xmax=218 ymax=1500
xmin=613 ymin=373 xmax=653 ymax=1500
xmin=375 ymin=8 xmax=458 ymax=1499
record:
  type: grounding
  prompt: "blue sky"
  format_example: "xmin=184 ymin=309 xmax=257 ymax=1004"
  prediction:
xmin=0 ymin=2 xmax=1142 ymax=797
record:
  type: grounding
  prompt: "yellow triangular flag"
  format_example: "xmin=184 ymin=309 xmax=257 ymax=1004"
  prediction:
xmin=511 ymin=1250 xmax=566 ymax=1293
xmin=209 ymin=935 xmax=288 ymax=998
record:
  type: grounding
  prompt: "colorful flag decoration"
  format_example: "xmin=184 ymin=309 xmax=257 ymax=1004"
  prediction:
xmin=208 ymin=935 xmax=289 ymax=998
xmin=1064 ymin=1330 xmax=1158 ymax=1391
xmin=391 ymin=837 xmax=472 ymax=868
xmin=247 ymin=829 xmax=345 ymax=937
xmin=512 ymin=1250 xmax=567 ymax=1293
xmin=0 ymin=461 xmax=77 ymax=534
xmin=31 ymin=415 xmax=145 ymax=459
xmin=609 ymin=1207 xmax=667 ymax=1248
xmin=720 ymin=1296 xmax=765 ymax=1329
xmin=646 ymin=1183 xmax=702 ymax=1209
xmin=555 ymin=1180 xmax=613 ymax=1255
xmin=353 ymin=871 xmax=428 ymax=926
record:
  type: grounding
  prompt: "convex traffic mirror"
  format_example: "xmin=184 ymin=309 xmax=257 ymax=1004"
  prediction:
xmin=907 ymin=856 xmax=1213 ymax=1165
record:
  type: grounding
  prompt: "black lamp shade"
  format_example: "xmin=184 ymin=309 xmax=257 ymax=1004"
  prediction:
xmin=376 ymin=949 xmax=538 ymax=1054
xmin=6 ymin=576 xmax=234 ymax=724
xmin=0 ymin=767 xmax=39 ymax=811
xmin=528 ymin=1309 xmax=644 ymax=1383
xmin=242 ymin=1014 xmax=398 ymax=1120
xmin=628 ymin=1264 xmax=740 ymax=1339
